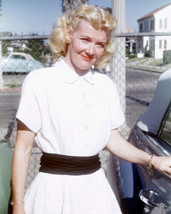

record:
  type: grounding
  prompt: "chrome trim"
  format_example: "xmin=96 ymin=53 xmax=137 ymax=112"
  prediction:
xmin=135 ymin=126 xmax=170 ymax=157
xmin=134 ymin=126 xmax=171 ymax=179
xmin=139 ymin=189 xmax=168 ymax=208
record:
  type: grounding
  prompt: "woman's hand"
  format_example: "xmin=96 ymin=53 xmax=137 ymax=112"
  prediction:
xmin=152 ymin=156 xmax=171 ymax=176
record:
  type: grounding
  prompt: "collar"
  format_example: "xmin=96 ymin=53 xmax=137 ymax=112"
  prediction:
xmin=54 ymin=59 xmax=95 ymax=85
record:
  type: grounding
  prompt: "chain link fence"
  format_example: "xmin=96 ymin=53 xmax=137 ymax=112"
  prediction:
xmin=0 ymin=33 xmax=171 ymax=189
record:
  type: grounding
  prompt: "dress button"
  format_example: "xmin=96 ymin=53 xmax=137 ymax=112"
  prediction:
xmin=84 ymin=125 xmax=90 ymax=130
xmin=82 ymin=92 xmax=86 ymax=98
xmin=84 ymin=144 xmax=88 ymax=149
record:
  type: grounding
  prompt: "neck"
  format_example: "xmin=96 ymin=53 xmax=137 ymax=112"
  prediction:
xmin=64 ymin=58 xmax=89 ymax=76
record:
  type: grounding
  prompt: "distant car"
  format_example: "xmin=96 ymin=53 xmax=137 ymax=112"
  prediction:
xmin=116 ymin=69 xmax=171 ymax=214
xmin=1 ymin=52 xmax=44 ymax=74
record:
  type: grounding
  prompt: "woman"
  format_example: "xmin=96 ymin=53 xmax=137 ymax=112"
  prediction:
xmin=12 ymin=5 xmax=171 ymax=214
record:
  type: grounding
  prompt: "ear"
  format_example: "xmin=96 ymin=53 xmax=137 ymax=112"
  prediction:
xmin=65 ymin=27 xmax=72 ymax=44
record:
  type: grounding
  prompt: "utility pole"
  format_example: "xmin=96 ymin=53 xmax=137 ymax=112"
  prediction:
xmin=0 ymin=0 xmax=3 ymax=89
xmin=111 ymin=0 xmax=128 ymax=136
xmin=62 ymin=0 xmax=88 ymax=13
xmin=110 ymin=1 xmax=132 ymax=201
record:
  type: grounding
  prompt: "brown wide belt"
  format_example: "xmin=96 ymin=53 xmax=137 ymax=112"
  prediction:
xmin=39 ymin=152 xmax=101 ymax=175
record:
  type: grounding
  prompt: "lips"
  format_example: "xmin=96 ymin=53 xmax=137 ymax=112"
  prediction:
xmin=81 ymin=54 xmax=93 ymax=61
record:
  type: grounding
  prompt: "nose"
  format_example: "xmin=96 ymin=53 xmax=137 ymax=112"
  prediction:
xmin=85 ymin=43 xmax=95 ymax=57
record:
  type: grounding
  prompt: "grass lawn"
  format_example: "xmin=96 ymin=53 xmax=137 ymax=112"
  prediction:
xmin=126 ymin=57 xmax=171 ymax=72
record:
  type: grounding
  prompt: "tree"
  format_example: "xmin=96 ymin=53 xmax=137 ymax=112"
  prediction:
xmin=62 ymin=0 xmax=88 ymax=13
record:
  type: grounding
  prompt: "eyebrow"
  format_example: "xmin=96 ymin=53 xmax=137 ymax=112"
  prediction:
xmin=80 ymin=35 xmax=107 ymax=44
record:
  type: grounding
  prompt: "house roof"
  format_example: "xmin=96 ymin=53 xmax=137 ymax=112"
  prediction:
xmin=137 ymin=3 xmax=171 ymax=22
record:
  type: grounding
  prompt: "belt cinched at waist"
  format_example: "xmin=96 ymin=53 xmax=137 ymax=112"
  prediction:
xmin=39 ymin=152 xmax=101 ymax=175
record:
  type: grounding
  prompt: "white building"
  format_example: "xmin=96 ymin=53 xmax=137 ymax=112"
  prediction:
xmin=137 ymin=3 xmax=171 ymax=58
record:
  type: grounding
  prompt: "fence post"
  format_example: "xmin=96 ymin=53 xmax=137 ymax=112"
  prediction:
xmin=0 ymin=41 xmax=3 ymax=89
xmin=0 ymin=0 xmax=4 ymax=89
xmin=111 ymin=0 xmax=129 ymax=137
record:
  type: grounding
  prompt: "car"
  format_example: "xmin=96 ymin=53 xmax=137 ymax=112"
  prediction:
xmin=116 ymin=69 xmax=171 ymax=214
xmin=0 ymin=140 xmax=13 ymax=214
xmin=1 ymin=52 xmax=44 ymax=74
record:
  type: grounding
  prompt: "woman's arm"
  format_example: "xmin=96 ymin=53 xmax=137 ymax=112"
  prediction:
xmin=12 ymin=121 xmax=35 ymax=214
xmin=106 ymin=129 xmax=171 ymax=175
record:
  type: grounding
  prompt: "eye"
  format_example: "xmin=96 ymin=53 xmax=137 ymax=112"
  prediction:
xmin=80 ymin=37 xmax=90 ymax=42
xmin=96 ymin=43 xmax=105 ymax=48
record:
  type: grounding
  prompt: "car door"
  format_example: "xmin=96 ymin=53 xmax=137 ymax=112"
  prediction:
xmin=15 ymin=55 xmax=30 ymax=72
xmin=134 ymin=103 xmax=171 ymax=213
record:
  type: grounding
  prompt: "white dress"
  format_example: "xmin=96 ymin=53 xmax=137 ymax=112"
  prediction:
xmin=16 ymin=59 xmax=125 ymax=214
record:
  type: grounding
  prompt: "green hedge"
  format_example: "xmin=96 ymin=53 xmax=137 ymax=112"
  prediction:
xmin=163 ymin=50 xmax=171 ymax=64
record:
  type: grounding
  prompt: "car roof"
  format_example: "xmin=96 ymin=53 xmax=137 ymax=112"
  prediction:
xmin=7 ymin=52 xmax=34 ymax=60
xmin=137 ymin=69 xmax=171 ymax=135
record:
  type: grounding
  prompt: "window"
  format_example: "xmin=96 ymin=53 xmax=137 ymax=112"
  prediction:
xmin=150 ymin=39 xmax=155 ymax=50
xmin=164 ymin=40 xmax=167 ymax=49
xmin=150 ymin=20 xmax=154 ymax=31
xmin=159 ymin=105 xmax=171 ymax=146
xmin=159 ymin=19 xmax=162 ymax=29
xmin=164 ymin=18 xmax=167 ymax=29
xmin=146 ymin=21 xmax=148 ymax=31
xmin=20 ymin=56 xmax=26 ymax=60
xmin=145 ymin=21 xmax=148 ymax=31
xmin=11 ymin=55 xmax=21 ymax=59
xmin=140 ymin=23 xmax=143 ymax=32
xmin=159 ymin=40 xmax=162 ymax=49
xmin=13 ymin=55 xmax=24 ymax=59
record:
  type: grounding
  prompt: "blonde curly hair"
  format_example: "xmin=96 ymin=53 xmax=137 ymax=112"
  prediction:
xmin=49 ymin=4 xmax=117 ymax=69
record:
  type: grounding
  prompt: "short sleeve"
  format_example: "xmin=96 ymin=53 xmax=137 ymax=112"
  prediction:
xmin=109 ymin=82 xmax=125 ymax=130
xmin=16 ymin=73 xmax=42 ymax=133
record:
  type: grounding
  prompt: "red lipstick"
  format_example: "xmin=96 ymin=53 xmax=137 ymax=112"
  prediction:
xmin=81 ymin=54 xmax=93 ymax=61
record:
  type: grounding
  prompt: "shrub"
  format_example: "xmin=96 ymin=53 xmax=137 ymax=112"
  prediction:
xmin=163 ymin=50 xmax=171 ymax=64
xmin=129 ymin=54 xmax=137 ymax=59
xmin=144 ymin=49 xmax=153 ymax=57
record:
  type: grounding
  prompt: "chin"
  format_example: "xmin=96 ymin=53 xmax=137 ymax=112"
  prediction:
xmin=80 ymin=61 xmax=94 ymax=70
xmin=80 ymin=66 xmax=92 ymax=72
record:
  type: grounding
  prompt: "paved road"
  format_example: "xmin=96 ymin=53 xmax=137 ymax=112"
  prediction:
xmin=0 ymin=91 xmax=20 ymax=142
xmin=126 ymin=68 xmax=160 ymax=102
xmin=125 ymin=68 xmax=160 ymax=129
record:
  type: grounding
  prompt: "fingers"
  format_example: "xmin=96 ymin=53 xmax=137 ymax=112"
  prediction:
xmin=164 ymin=165 xmax=171 ymax=176
xmin=153 ymin=156 xmax=171 ymax=176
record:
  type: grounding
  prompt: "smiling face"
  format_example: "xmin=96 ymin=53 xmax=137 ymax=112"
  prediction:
xmin=65 ymin=20 xmax=108 ymax=76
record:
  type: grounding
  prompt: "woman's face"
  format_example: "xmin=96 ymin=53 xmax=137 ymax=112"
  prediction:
xmin=65 ymin=20 xmax=108 ymax=75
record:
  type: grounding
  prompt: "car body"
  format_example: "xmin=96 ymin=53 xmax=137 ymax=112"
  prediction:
xmin=0 ymin=141 xmax=13 ymax=214
xmin=1 ymin=52 xmax=44 ymax=73
xmin=116 ymin=69 xmax=171 ymax=214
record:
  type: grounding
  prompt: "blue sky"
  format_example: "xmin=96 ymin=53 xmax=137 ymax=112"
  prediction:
xmin=1 ymin=0 xmax=171 ymax=35
xmin=126 ymin=0 xmax=171 ymax=32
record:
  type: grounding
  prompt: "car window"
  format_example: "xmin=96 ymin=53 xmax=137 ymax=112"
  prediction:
xmin=159 ymin=104 xmax=171 ymax=146
xmin=11 ymin=55 xmax=20 ymax=59
xmin=11 ymin=55 xmax=26 ymax=60
xmin=3 ymin=53 xmax=10 ymax=57
xmin=20 ymin=56 xmax=26 ymax=60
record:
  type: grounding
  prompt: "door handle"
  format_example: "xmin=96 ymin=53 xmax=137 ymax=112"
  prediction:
xmin=139 ymin=189 xmax=160 ymax=207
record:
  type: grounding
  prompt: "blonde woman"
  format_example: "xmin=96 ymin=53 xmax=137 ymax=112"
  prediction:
xmin=12 ymin=5 xmax=171 ymax=214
